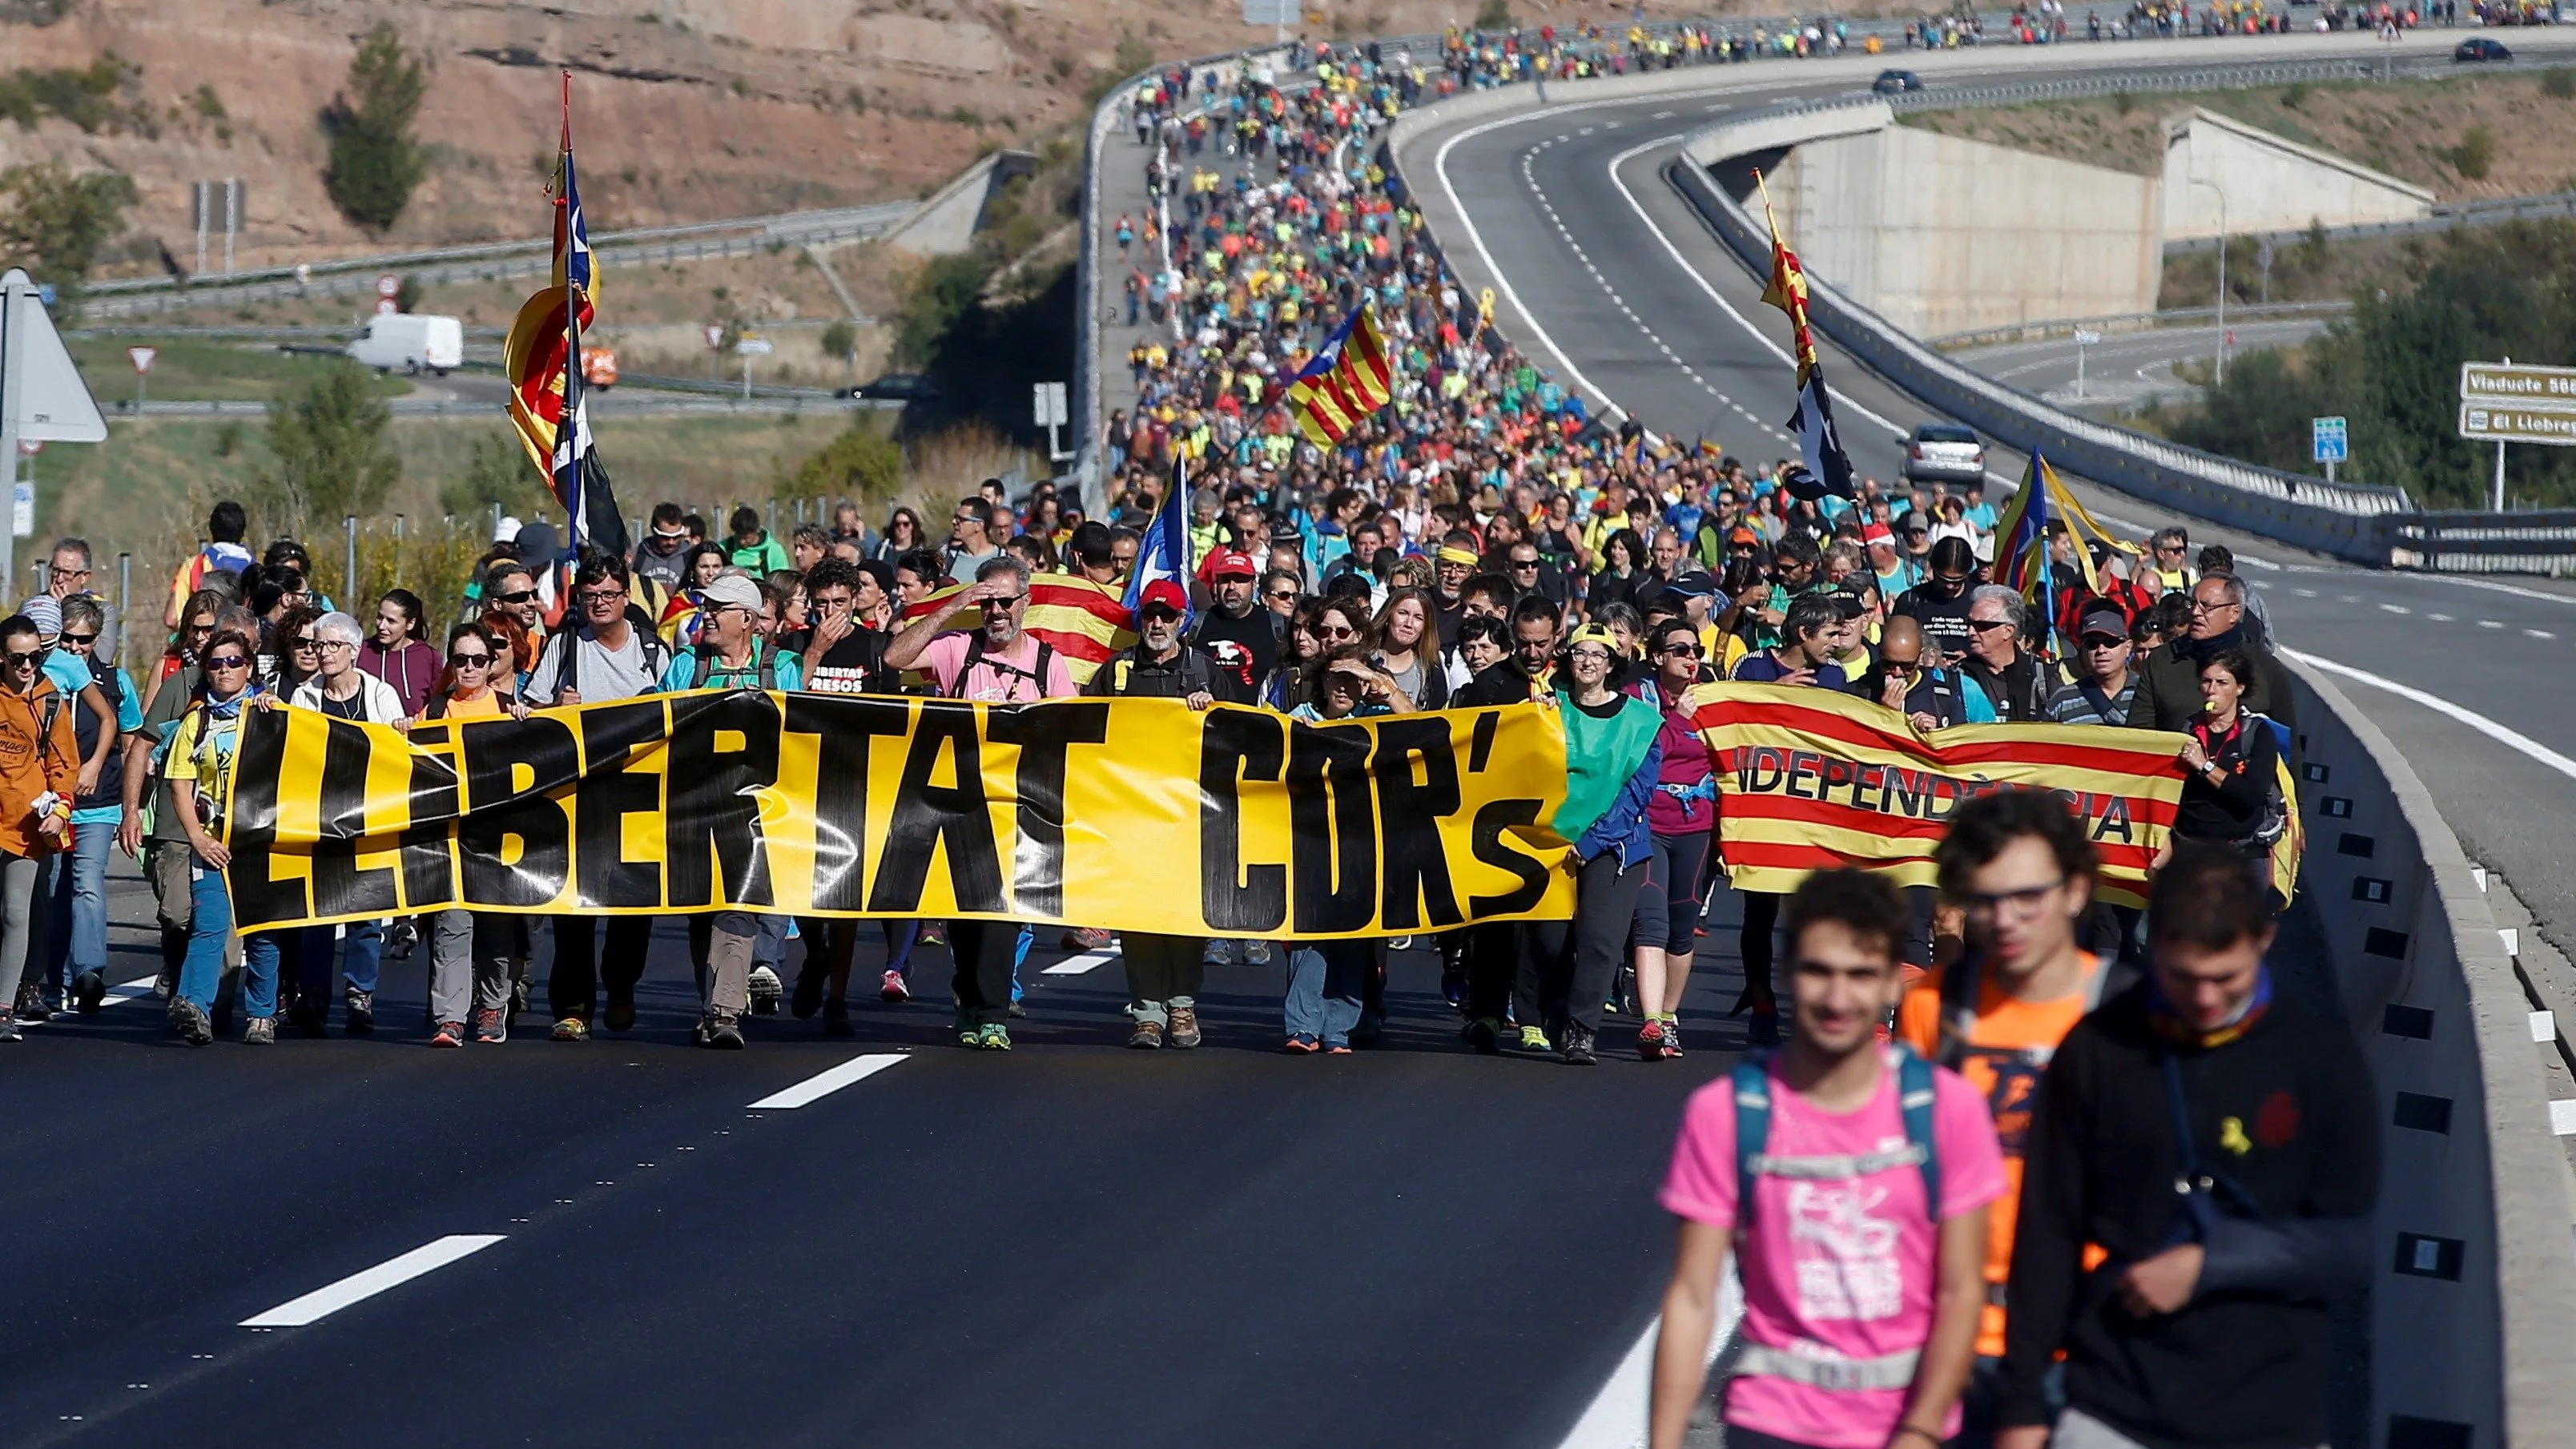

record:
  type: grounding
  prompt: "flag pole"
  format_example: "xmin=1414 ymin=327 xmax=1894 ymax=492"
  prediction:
xmin=561 ymin=70 xmax=578 ymax=557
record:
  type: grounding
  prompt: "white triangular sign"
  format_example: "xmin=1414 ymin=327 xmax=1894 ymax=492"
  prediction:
xmin=2 ymin=268 xmax=107 ymax=444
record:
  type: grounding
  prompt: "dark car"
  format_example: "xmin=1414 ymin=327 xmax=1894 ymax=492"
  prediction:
xmin=839 ymin=372 xmax=941 ymax=402
xmin=1871 ymin=69 xmax=1926 ymax=94
xmin=2453 ymin=37 xmax=2512 ymax=62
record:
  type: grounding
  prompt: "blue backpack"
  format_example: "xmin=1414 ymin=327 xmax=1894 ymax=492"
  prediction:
xmin=1732 ymin=1044 xmax=1942 ymax=1225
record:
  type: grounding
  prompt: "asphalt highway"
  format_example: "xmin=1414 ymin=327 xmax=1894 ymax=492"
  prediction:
xmin=1405 ymin=39 xmax=2576 ymax=968
xmin=1950 ymin=320 xmax=2331 ymax=412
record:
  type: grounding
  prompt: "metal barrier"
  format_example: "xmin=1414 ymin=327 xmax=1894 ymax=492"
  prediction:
xmin=2163 ymin=188 xmax=2576 ymax=256
xmin=1927 ymin=300 xmax=2355 ymax=350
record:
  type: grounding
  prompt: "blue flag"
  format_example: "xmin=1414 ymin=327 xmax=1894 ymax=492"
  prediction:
xmin=1123 ymin=453 xmax=1194 ymax=627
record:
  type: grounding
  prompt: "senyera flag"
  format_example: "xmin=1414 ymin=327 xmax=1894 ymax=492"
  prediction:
xmin=1286 ymin=301 xmax=1395 ymax=448
xmin=1681 ymin=682 xmax=2301 ymax=908
xmin=900 ymin=574 xmax=1137 ymax=686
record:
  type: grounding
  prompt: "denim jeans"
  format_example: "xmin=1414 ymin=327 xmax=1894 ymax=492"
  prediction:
xmin=38 ymin=823 xmax=111 ymax=989
xmin=296 ymin=920 xmax=381 ymax=1008
xmin=239 ymin=929 xmax=287 ymax=1021
xmin=176 ymin=861 xmax=233 ymax=1011
xmin=1283 ymin=942 xmax=1367 ymax=1048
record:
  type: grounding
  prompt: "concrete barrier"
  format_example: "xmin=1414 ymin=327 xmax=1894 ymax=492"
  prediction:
xmin=2160 ymin=107 xmax=2434 ymax=242
xmin=2281 ymin=657 xmax=2576 ymax=1449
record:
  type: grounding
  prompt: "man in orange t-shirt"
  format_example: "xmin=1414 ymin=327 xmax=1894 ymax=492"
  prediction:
xmin=1898 ymin=789 xmax=2113 ymax=1446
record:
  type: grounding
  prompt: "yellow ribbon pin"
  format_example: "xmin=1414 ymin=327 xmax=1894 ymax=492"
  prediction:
xmin=2219 ymin=1117 xmax=2252 ymax=1156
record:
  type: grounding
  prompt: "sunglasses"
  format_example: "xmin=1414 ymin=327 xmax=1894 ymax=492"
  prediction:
xmin=61 ymin=633 xmax=95 ymax=646
xmin=1660 ymin=641 xmax=1703 ymax=657
xmin=292 ymin=635 xmax=320 ymax=649
xmin=449 ymin=651 xmax=492 ymax=666
xmin=1966 ymin=618 xmax=2014 ymax=634
xmin=2 ymin=650 xmax=39 ymax=668
xmin=979 ymin=595 xmax=1028 ymax=610
xmin=1510 ymin=559 xmax=1540 ymax=571
xmin=1883 ymin=657 xmax=1922 ymax=672
xmin=1319 ymin=625 xmax=1360 ymax=640
xmin=1266 ymin=589 xmax=1299 ymax=601
xmin=2083 ymin=635 xmax=2128 ymax=649
xmin=207 ymin=655 xmax=251 ymax=670
xmin=495 ymin=590 xmax=537 ymax=605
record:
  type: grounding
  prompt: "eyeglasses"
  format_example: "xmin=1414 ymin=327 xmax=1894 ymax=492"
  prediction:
xmin=1966 ymin=618 xmax=2014 ymax=634
xmin=50 ymin=565 xmax=87 ymax=578
xmin=1959 ymin=877 xmax=2067 ymax=921
xmin=1266 ymin=588 xmax=1300 ymax=602
xmin=449 ymin=650 xmax=492 ymax=667
xmin=2 ymin=650 xmax=38 ymax=668
xmin=320 ymin=638 xmax=356 ymax=652
xmin=186 ymin=621 xmax=217 ymax=635
xmin=1319 ymin=624 xmax=1360 ymax=641
xmin=206 ymin=655 xmax=251 ymax=670
xmin=495 ymin=590 xmax=537 ymax=605
xmin=61 ymin=633 xmax=95 ymax=646
xmin=2156 ymin=543 xmax=2186 ymax=554
xmin=1882 ymin=657 xmax=1922 ymax=673
xmin=2083 ymin=636 xmax=2128 ymax=650
xmin=2187 ymin=599 xmax=2240 ymax=614
xmin=579 ymin=589 xmax=626 ymax=606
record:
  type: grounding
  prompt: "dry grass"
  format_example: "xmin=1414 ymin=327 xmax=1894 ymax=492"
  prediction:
xmin=898 ymin=421 xmax=1036 ymax=517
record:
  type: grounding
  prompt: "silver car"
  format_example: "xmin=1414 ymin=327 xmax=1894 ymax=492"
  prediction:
xmin=1898 ymin=423 xmax=1986 ymax=485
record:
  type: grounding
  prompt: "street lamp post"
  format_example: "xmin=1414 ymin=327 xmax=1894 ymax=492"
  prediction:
xmin=2190 ymin=175 xmax=2228 ymax=388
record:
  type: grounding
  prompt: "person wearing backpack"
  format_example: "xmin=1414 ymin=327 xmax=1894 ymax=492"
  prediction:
xmin=655 ymin=572 xmax=800 ymax=1049
xmin=1897 ymin=791 xmax=2115 ymax=1445
xmin=2168 ymin=649 xmax=2283 ymax=863
xmin=527 ymin=552 xmax=672 ymax=1042
xmin=1995 ymin=842 xmax=2377 ymax=1449
xmin=1649 ymin=867 xmax=2002 ymax=1449
xmin=0 ymin=614 xmax=79 ymax=1041
xmin=883 ymin=555 xmax=1073 ymax=1052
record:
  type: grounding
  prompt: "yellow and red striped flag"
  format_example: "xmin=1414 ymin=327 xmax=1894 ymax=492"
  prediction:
xmin=898 ymin=574 xmax=1137 ymax=686
xmin=1286 ymin=302 xmax=1396 ymax=447
xmin=1681 ymin=682 xmax=2298 ymax=908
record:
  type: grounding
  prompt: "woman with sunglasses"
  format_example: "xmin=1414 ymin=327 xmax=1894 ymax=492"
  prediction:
xmin=162 ymin=630 xmax=268 ymax=1044
xmin=481 ymin=612 xmax=533 ymax=704
xmin=0 ymin=612 xmax=78 ymax=1040
xmin=157 ymin=586 xmax=228 ymax=689
xmin=1477 ymin=622 xmax=1660 ymax=1066
xmin=417 ymin=622 xmax=532 ymax=1046
xmin=261 ymin=602 xmax=324 ymax=694
xmin=1630 ymin=619 xmax=1721 ymax=1061
xmin=658 ymin=542 xmax=731 ymax=647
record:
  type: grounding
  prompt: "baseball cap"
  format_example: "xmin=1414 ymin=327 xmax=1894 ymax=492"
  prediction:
xmin=1725 ymin=525 xmax=1761 ymax=547
xmin=1138 ymin=579 xmax=1189 ymax=618
xmin=2078 ymin=603 xmax=2130 ymax=643
xmin=494 ymin=514 xmax=524 ymax=545
xmin=1204 ymin=548 xmax=1257 ymax=579
xmin=699 ymin=574 xmax=763 ymax=613
xmin=1825 ymin=586 xmax=1867 ymax=621
xmin=1566 ymin=622 xmax=1621 ymax=655
xmin=1667 ymin=569 xmax=1720 ymax=600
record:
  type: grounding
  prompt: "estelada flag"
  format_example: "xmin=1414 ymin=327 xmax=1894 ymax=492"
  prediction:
xmin=899 ymin=574 xmax=1137 ymax=686
xmin=1683 ymin=682 xmax=2299 ymax=908
xmin=1287 ymin=302 xmax=1396 ymax=448
xmin=503 ymin=285 xmax=591 ymax=477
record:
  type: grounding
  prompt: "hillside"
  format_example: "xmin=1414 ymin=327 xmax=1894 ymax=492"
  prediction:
xmin=0 ymin=0 xmax=1761 ymax=280
xmin=1899 ymin=69 xmax=2576 ymax=203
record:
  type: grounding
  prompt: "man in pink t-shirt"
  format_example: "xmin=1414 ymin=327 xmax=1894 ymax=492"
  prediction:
xmin=1648 ymin=869 xmax=2003 ymax=1449
xmin=882 ymin=555 xmax=1074 ymax=1049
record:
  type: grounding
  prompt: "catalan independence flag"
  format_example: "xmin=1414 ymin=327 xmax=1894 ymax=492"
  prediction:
xmin=1286 ymin=302 xmax=1396 ymax=447
xmin=1990 ymin=451 xmax=2103 ymax=608
xmin=1753 ymin=171 xmax=1854 ymax=501
xmin=899 ymin=574 xmax=1137 ymax=686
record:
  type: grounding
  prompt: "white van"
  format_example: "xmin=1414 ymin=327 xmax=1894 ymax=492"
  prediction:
xmin=345 ymin=312 xmax=462 ymax=375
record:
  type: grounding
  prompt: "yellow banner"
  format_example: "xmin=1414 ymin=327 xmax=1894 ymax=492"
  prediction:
xmin=223 ymin=694 xmax=1576 ymax=937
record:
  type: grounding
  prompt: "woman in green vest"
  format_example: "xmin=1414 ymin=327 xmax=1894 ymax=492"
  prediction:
xmin=1523 ymin=622 xmax=1664 ymax=1066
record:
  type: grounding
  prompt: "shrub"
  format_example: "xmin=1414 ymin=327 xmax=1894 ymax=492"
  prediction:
xmin=323 ymin=22 xmax=428 ymax=233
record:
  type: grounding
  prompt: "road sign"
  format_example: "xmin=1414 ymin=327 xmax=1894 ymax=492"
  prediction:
xmin=376 ymin=272 xmax=400 ymax=299
xmin=1 ymin=269 xmax=107 ymax=444
xmin=2461 ymin=360 xmax=2576 ymax=410
xmin=376 ymin=298 xmax=398 ymax=316
xmin=127 ymin=346 xmax=156 ymax=375
xmin=2072 ymin=329 xmax=2102 ymax=346
xmin=1032 ymin=380 xmax=1068 ymax=428
xmin=2312 ymin=416 xmax=2348 ymax=463
xmin=10 ymin=480 xmax=29 ymax=538
xmin=705 ymin=324 xmax=727 ymax=351
xmin=735 ymin=337 xmax=774 ymax=356
xmin=2458 ymin=402 xmax=2576 ymax=446
xmin=16 ymin=439 xmax=38 ymax=456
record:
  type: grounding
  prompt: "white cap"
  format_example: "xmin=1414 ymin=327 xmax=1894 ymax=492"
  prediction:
xmin=494 ymin=515 xmax=523 ymax=544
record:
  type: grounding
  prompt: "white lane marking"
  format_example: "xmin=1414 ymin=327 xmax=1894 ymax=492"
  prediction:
xmin=2380 ymin=603 xmax=2412 ymax=616
xmin=2429 ymin=613 xmax=2454 ymax=622
xmin=745 ymin=1053 xmax=907 ymax=1110
xmin=2288 ymin=650 xmax=2576 ymax=783
xmin=21 ymin=974 xmax=159 ymax=1028
xmin=1042 ymin=948 xmax=1121 ymax=976
xmin=1439 ymin=117 xmax=1633 ymax=421
xmin=2403 ymin=574 xmax=2576 ymax=610
xmin=2294 ymin=588 xmax=2320 ymax=598
xmin=1557 ymin=1269 xmax=1743 ymax=1449
xmin=2481 ymin=619 xmax=2506 ymax=629
xmin=2529 ymin=629 xmax=2558 ymax=640
xmin=239 ymin=1235 xmax=505 ymax=1328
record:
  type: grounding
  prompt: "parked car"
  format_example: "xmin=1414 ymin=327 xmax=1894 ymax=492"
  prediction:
xmin=1898 ymin=422 xmax=1986 ymax=485
xmin=344 ymin=312 xmax=461 ymax=376
xmin=2453 ymin=37 xmax=2512 ymax=62
xmin=1871 ymin=69 xmax=1926 ymax=94
xmin=839 ymin=372 xmax=941 ymax=402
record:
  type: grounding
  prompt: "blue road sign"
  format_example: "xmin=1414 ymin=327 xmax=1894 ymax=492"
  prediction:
xmin=2312 ymin=416 xmax=2349 ymax=464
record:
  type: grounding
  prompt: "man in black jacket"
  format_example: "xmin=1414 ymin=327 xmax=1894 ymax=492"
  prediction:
xmin=1960 ymin=586 xmax=2058 ymax=724
xmin=1998 ymin=842 xmax=2377 ymax=1449
xmin=2127 ymin=574 xmax=2296 ymax=735
xmin=1082 ymin=579 xmax=1220 ymax=1047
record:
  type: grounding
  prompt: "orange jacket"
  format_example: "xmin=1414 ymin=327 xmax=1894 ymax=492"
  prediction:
xmin=0 ymin=681 xmax=78 ymax=858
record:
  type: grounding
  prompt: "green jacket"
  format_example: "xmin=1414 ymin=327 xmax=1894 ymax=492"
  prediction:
xmin=727 ymin=531 xmax=791 ymax=577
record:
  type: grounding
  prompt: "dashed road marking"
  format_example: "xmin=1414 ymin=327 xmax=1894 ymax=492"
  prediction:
xmin=240 ymin=1235 xmax=506 ymax=1328
xmin=1043 ymin=948 xmax=1121 ymax=976
xmin=2481 ymin=619 xmax=2506 ymax=629
xmin=2528 ymin=629 xmax=2558 ymax=640
xmin=745 ymin=1053 xmax=908 ymax=1110
xmin=2380 ymin=604 xmax=2411 ymax=616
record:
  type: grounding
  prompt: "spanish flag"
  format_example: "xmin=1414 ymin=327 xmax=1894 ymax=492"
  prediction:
xmin=898 ymin=574 xmax=1137 ymax=686
xmin=1286 ymin=302 xmax=1396 ymax=448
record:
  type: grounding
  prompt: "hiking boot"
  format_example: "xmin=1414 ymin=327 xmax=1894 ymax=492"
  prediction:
xmin=879 ymin=970 xmax=910 ymax=1004
xmin=344 ymin=988 xmax=375 ymax=1035
xmin=169 ymin=999 xmax=213 ymax=1046
xmin=955 ymin=1007 xmax=978 ymax=1047
xmin=1465 ymin=1016 xmax=1503 ymax=1055
xmin=244 ymin=1016 xmax=277 ymax=1045
xmin=14 ymin=983 xmax=49 ymax=1023
xmin=748 ymin=965 xmax=783 ymax=1016
xmin=822 ymin=996 xmax=854 ymax=1036
xmin=1242 ymin=939 xmax=1271 ymax=966
xmin=702 ymin=1012 xmax=746 ymax=1050
xmin=430 ymin=1020 xmax=466 ymax=1049
xmin=791 ymin=964 xmax=826 ymax=1020
xmin=1166 ymin=1005 xmax=1203 ymax=1049
xmin=973 ymin=1022 xmax=1012 ymax=1052
xmin=471 ymin=1007 xmax=507 ymax=1044
xmin=0 ymin=1008 xmax=18 ymax=1043
xmin=74 ymin=969 xmax=105 ymax=1013
xmin=1202 ymin=938 xmax=1234 ymax=967
xmin=1561 ymin=1024 xmax=1598 ymax=1066
xmin=550 ymin=1016 xmax=590 ymax=1042
xmin=1127 ymin=1019 xmax=1165 ymax=1049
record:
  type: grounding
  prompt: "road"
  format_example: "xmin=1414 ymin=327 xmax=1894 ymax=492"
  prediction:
xmin=1950 ymin=319 xmax=2331 ymax=411
xmin=1405 ymin=38 xmax=2576 ymax=972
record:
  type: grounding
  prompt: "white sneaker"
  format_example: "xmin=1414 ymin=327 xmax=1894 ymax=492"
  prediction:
xmin=748 ymin=964 xmax=783 ymax=1016
xmin=1243 ymin=939 xmax=1271 ymax=966
xmin=1202 ymin=939 xmax=1235 ymax=966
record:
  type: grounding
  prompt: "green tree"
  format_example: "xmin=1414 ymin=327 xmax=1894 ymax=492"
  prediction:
xmin=785 ymin=419 xmax=904 ymax=504
xmin=323 ymin=22 xmax=428 ymax=234
xmin=1475 ymin=0 xmax=1514 ymax=30
xmin=0 ymin=160 xmax=137 ymax=287
xmin=438 ymin=431 xmax=546 ymax=520
xmin=893 ymin=252 xmax=993 ymax=369
xmin=258 ymin=364 xmax=401 ymax=527
xmin=819 ymin=317 xmax=857 ymax=374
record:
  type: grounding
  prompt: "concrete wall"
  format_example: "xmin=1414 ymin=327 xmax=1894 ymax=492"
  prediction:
xmin=1770 ymin=124 xmax=2161 ymax=338
xmin=881 ymin=150 xmax=1035 ymax=257
xmin=2161 ymin=107 xmax=2434 ymax=242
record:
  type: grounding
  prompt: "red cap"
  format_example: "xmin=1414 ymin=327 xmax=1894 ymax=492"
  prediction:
xmin=1139 ymin=579 xmax=1189 ymax=617
xmin=1862 ymin=522 xmax=1895 ymax=549
xmin=1202 ymin=548 xmax=1257 ymax=580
